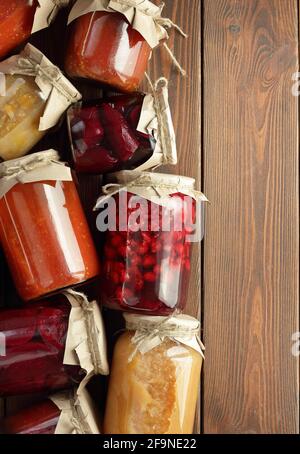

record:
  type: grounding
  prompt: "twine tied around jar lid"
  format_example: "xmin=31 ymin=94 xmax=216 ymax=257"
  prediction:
xmin=50 ymin=388 xmax=101 ymax=434
xmin=0 ymin=150 xmax=73 ymax=199
xmin=62 ymin=289 xmax=109 ymax=392
xmin=68 ymin=0 xmax=187 ymax=75
xmin=17 ymin=57 xmax=79 ymax=104
xmin=0 ymin=44 xmax=82 ymax=131
xmin=94 ymin=171 xmax=208 ymax=209
xmin=124 ymin=313 xmax=205 ymax=362
xmin=136 ymin=76 xmax=177 ymax=171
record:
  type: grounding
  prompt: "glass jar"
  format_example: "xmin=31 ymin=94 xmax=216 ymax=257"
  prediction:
xmin=95 ymin=171 xmax=206 ymax=315
xmin=0 ymin=75 xmax=46 ymax=161
xmin=103 ymin=314 xmax=204 ymax=435
xmin=0 ymin=300 xmax=83 ymax=397
xmin=0 ymin=388 xmax=101 ymax=434
xmin=0 ymin=151 xmax=100 ymax=301
xmin=0 ymin=0 xmax=37 ymax=60
xmin=65 ymin=11 xmax=151 ymax=92
xmin=0 ymin=400 xmax=60 ymax=434
xmin=67 ymin=94 xmax=156 ymax=174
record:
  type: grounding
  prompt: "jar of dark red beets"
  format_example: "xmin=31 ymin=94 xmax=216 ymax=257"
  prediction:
xmin=94 ymin=171 xmax=207 ymax=315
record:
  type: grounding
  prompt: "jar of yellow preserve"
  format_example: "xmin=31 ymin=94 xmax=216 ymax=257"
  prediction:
xmin=103 ymin=314 xmax=204 ymax=434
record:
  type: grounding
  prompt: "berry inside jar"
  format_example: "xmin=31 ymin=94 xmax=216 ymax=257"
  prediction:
xmin=100 ymin=191 xmax=196 ymax=315
xmin=67 ymin=94 xmax=156 ymax=174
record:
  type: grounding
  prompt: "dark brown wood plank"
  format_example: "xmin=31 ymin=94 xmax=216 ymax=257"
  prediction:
xmin=203 ymin=0 xmax=299 ymax=433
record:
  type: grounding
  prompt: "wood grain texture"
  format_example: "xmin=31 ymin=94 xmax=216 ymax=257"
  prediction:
xmin=203 ymin=0 xmax=299 ymax=434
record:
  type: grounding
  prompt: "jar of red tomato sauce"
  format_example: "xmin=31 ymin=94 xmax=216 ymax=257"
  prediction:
xmin=0 ymin=1 xmax=70 ymax=61
xmin=0 ymin=150 xmax=100 ymax=302
xmin=0 ymin=388 xmax=101 ymax=434
xmin=0 ymin=0 xmax=37 ymax=60
xmin=65 ymin=0 xmax=176 ymax=92
xmin=94 ymin=171 xmax=207 ymax=315
xmin=65 ymin=10 xmax=151 ymax=92
xmin=0 ymin=291 xmax=108 ymax=396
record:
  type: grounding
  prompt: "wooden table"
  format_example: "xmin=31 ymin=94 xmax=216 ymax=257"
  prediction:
xmin=0 ymin=0 xmax=299 ymax=435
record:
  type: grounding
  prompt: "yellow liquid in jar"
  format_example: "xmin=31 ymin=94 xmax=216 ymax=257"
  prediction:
xmin=0 ymin=75 xmax=46 ymax=161
xmin=103 ymin=332 xmax=202 ymax=434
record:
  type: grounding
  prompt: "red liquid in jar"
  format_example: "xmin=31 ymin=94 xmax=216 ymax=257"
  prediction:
xmin=100 ymin=192 xmax=196 ymax=315
xmin=65 ymin=11 xmax=151 ymax=92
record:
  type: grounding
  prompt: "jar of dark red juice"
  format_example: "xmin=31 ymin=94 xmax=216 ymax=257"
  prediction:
xmin=0 ymin=150 xmax=100 ymax=302
xmin=94 ymin=171 xmax=207 ymax=315
xmin=0 ymin=292 xmax=108 ymax=397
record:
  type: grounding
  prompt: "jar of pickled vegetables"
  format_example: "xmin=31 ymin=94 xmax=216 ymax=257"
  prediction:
xmin=0 ymin=44 xmax=81 ymax=161
xmin=0 ymin=291 xmax=108 ymax=396
xmin=67 ymin=78 xmax=177 ymax=175
xmin=0 ymin=151 xmax=100 ymax=301
xmin=0 ymin=388 xmax=101 ymax=434
xmin=65 ymin=0 xmax=183 ymax=92
xmin=0 ymin=0 xmax=70 ymax=61
xmin=94 ymin=171 xmax=207 ymax=315
xmin=103 ymin=313 xmax=205 ymax=434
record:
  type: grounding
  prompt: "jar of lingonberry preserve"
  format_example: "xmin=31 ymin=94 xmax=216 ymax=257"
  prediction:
xmin=0 ymin=1 xmax=70 ymax=61
xmin=0 ymin=150 xmax=100 ymax=302
xmin=65 ymin=1 xmax=185 ymax=92
xmin=0 ymin=44 xmax=81 ymax=161
xmin=67 ymin=78 xmax=176 ymax=175
xmin=104 ymin=313 xmax=205 ymax=434
xmin=94 ymin=171 xmax=207 ymax=315
xmin=0 ymin=291 xmax=108 ymax=397
xmin=0 ymin=388 xmax=101 ymax=434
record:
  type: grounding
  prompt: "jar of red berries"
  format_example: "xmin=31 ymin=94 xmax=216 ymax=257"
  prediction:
xmin=94 ymin=171 xmax=207 ymax=315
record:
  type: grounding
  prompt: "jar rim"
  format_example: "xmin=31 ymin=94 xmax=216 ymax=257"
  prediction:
xmin=0 ymin=150 xmax=60 ymax=178
xmin=123 ymin=313 xmax=200 ymax=334
xmin=108 ymin=170 xmax=196 ymax=189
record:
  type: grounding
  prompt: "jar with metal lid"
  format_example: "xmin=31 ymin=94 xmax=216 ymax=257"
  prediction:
xmin=94 ymin=171 xmax=207 ymax=315
xmin=0 ymin=150 xmax=100 ymax=301
xmin=103 ymin=313 xmax=205 ymax=434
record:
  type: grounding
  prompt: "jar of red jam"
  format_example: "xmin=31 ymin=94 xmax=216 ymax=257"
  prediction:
xmin=65 ymin=8 xmax=152 ymax=92
xmin=0 ymin=150 xmax=100 ymax=302
xmin=0 ymin=388 xmax=101 ymax=434
xmin=67 ymin=80 xmax=177 ymax=175
xmin=94 ymin=171 xmax=207 ymax=315
xmin=0 ymin=0 xmax=37 ymax=60
xmin=0 ymin=292 xmax=108 ymax=396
